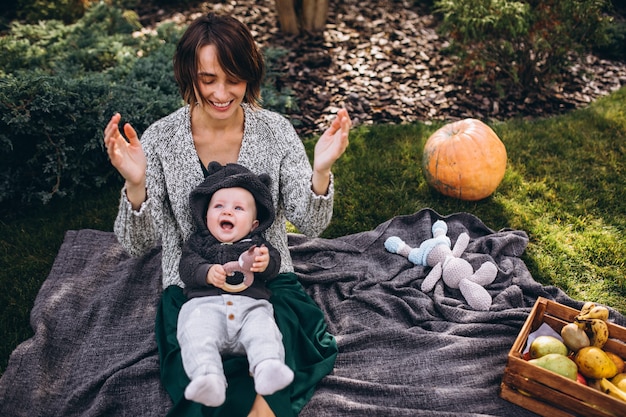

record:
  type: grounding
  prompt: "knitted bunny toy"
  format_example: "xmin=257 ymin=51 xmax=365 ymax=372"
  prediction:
xmin=384 ymin=220 xmax=497 ymax=311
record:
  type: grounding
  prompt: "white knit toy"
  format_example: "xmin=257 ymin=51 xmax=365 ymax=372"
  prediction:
xmin=384 ymin=220 xmax=497 ymax=311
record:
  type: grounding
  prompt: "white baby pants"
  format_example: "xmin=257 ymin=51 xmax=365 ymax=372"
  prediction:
xmin=177 ymin=294 xmax=285 ymax=381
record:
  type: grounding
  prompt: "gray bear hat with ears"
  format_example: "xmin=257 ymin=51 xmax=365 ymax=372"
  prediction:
xmin=189 ymin=161 xmax=275 ymax=234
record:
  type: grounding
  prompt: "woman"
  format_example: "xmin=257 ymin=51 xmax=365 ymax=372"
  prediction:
xmin=103 ymin=12 xmax=351 ymax=417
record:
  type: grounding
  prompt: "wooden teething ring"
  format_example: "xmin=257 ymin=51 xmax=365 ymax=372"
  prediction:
xmin=221 ymin=246 xmax=257 ymax=293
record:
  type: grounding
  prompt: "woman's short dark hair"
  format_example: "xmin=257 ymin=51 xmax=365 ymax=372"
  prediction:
xmin=173 ymin=13 xmax=265 ymax=108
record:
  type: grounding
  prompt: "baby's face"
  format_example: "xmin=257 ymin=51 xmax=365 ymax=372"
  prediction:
xmin=206 ymin=187 xmax=259 ymax=243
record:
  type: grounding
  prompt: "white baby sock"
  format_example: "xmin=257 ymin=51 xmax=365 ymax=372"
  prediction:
xmin=184 ymin=374 xmax=227 ymax=407
xmin=253 ymin=359 xmax=294 ymax=396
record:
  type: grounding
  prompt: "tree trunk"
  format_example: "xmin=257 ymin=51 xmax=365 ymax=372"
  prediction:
xmin=301 ymin=0 xmax=328 ymax=32
xmin=275 ymin=0 xmax=300 ymax=35
xmin=275 ymin=0 xmax=328 ymax=35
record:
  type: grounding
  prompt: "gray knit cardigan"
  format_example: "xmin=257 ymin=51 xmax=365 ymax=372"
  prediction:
xmin=114 ymin=104 xmax=334 ymax=289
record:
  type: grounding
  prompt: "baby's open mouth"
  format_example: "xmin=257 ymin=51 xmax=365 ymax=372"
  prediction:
xmin=220 ymin=220 xmax=234 ymax=230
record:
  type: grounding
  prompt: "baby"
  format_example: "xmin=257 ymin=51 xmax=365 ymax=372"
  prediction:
xmin=177 ymin=162 xmax=293 ymax=407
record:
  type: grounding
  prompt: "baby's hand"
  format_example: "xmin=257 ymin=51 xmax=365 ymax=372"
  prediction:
xmin=207 ymin=264 xmax=227 ymax=288
xmin=250 ymin=246 xmax=269 ymax=273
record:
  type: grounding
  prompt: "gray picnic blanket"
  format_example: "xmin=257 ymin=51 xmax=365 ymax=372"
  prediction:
xmin=2 ymin=208 xmax=623 ymax=416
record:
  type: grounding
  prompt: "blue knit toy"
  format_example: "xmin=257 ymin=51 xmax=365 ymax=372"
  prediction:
xmin=384 ymin=220 xmax=497 ymax=311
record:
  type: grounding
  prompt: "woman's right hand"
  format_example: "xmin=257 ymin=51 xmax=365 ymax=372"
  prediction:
xmin=104 ymin=113 xmax=147 ymax=208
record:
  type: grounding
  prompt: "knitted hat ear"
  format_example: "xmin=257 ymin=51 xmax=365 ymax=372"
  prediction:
xmin=258 ymin=173 xmax=271 ymax=189
xmin=206 ymin=161 xmax=223 ymax=176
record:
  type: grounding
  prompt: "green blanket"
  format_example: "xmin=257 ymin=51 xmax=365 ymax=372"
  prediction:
xmin=155 ymin=274 xmax=338 ymax=417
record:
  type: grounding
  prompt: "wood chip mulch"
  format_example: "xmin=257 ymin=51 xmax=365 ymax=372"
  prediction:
xmin=138 ymin=0 xmax=626 ymax=137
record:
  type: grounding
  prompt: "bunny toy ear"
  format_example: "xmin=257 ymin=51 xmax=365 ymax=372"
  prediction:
xmin=451 ymin=233 xmax=470 ymax=258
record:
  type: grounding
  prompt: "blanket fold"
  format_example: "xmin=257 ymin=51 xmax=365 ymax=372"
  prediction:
xmin=0 ymin=229 xmax=171 ymax=416
xmin=2 ymin=208 xmax=623 ymax=416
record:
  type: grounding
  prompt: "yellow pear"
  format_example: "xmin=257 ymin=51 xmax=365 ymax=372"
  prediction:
xmin=575 ymin=346 xmax=619 ymax=379
xmin=529 ymin=353 xmax=578 ymax=380
xmin=530 ymin=335 xmax=568 ymax=359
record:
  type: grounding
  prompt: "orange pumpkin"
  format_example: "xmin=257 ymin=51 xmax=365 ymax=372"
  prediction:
xmin=422 ymin=118 xmax=507 ymax=201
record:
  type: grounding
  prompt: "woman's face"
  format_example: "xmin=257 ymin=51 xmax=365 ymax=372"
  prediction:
xmin=195 ymin=44 xmax=247 ymax=121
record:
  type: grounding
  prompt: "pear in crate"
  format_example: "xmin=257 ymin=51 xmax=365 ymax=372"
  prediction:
xmin=529 ymin=335 xmax=568 ymax=359
xmin=575 ymin=346 xmax=619 ymax=379
xmin=528 ymin=353 xmax=578 ymax=380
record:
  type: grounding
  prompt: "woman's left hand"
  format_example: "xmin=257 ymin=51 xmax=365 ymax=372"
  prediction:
xmin=313 ymin=108 xmax=351 ymax=173
xmin=311 ymin=108 xmax=351 ymax=195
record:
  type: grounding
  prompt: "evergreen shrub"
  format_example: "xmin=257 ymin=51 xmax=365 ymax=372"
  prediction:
xmin=0 ymin=72 xmax=183 ymax=204
xmin=434 ymin=0 xmax=613 ymax=97
xmin=594 ymin=20 xmax=626 ymax=62
xmin=0 ymin=5 xmax=182 ymax=204
xmin=0 ymin=4 xmax=297 ymax=205
xmin=15 ymin=0 xmax=88 ymax=24
xmin=13 ymin=0 xmax=140 ymax=24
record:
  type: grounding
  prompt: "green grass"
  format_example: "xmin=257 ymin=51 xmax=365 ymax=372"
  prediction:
xmin=318 ymin=86 xmax=626 ymax=309
xmin=1 ymin=86 xmax=625 ymax=375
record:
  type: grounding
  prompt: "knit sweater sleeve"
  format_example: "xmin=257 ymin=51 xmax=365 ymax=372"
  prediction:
xmin=112 ymin=124 xmax=165 ymax=257
xmin=279 ymin=130 xmax=334 ymax=237
xmin=113 ymin=186 xmax=158 ymax=257
xmin=112 ymin=106 xmax=202 ymax=289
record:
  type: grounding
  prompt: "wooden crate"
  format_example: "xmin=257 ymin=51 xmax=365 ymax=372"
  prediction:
xmin=500 ymin=297 xmax=626 ymax=417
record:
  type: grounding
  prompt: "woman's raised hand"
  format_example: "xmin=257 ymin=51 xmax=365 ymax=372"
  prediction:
xmin=104 ymin=113 xmax=147 ymax=207
xmin=311 ymin=108 xmax=351 ymax=195
xmin=313 ymin=108 xmax=351 ymax=173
